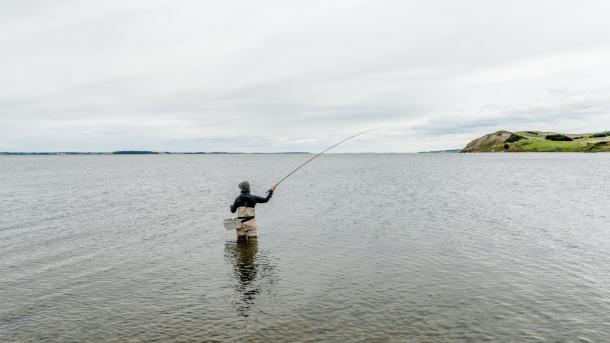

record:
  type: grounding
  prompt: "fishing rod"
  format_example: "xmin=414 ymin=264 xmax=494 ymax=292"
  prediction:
xmin=273 ymin=128 xmax=382 ymax=188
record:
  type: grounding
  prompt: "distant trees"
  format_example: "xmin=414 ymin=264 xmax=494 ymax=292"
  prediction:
xmin=545 ymin=134 xmax=572 ymax=141
xmin=506 ymin=134 xmax=524 ymax=143
xmin=590 ymin=131 xmax=610 ymax=138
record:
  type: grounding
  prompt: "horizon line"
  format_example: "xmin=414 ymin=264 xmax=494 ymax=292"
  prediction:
xmin=0 ymin=150 xmax=453 ymax=155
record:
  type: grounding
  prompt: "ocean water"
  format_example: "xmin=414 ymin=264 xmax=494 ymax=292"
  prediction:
xmin=1 ymin=153 xmax=610 ymax=342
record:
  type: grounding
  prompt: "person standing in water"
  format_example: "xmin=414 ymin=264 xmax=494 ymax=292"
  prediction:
xmin=230 ymin=181 xmax=276 ymax=241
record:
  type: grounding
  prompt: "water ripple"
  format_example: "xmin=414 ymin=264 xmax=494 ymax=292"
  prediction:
xmin=1 ymin=154 xmax=609 ymax=342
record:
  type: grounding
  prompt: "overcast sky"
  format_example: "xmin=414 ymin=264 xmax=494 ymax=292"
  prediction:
xmin=2 ymin=0 xmax=610 ymax=152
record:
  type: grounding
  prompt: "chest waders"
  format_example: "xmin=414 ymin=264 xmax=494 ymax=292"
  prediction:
xmin=237 ymin=206 xmax=257 ymax=237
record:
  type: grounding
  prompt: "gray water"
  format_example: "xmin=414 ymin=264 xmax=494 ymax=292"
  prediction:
xmin=1 ymin=154 xmax=610 ymax=342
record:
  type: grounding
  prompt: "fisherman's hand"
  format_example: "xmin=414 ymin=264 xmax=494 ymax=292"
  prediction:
xmin=269 ymin=184 xmax=277 ymax=193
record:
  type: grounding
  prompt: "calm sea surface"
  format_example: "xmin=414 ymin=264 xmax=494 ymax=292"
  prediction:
xmin=1 ymin=154 xmax=610 ymax=342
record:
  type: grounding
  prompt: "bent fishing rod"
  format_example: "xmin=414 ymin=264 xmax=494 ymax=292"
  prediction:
xmin=272 ymin=128 xmax=382 ymax=188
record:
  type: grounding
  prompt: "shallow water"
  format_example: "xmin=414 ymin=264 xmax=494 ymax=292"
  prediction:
xmin=1 ymin=153 xmax=610 ymax=342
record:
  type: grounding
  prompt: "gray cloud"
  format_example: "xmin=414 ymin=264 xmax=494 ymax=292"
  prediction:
xmin=414 ymin=91 xmax=610 ymax=136
xmin=1 ymin=0 xmax=610 ymax=152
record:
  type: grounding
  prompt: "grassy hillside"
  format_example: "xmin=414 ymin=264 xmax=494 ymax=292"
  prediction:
xmin=462 ymin=131 xmax=610 ymax=152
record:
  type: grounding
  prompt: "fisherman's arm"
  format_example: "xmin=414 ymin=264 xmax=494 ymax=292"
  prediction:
xmin=255 ymin=190 xmax=273 ymax=203
xmin=254 ymin=185 xmax=277 ymax=203
xmin=230 ymin=197 xmax=239 ymax=213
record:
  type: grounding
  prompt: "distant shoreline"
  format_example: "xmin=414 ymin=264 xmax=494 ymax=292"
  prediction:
xmin=0 ymin=151 xmax=311 ymax=156
xmin=418 ymin=149 xmax=461 ymax=154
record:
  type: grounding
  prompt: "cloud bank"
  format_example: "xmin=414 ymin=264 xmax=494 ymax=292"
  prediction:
xmin=1 ymin=0 xmax=610 ymax=152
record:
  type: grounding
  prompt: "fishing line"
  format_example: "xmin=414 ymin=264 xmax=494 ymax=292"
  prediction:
xmin=273 ymin=127 xmax=383 ymax=187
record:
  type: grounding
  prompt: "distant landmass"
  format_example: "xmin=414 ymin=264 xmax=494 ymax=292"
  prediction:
xmin=462 ymin=130 xmax=610 ymax=152
xmin=419 ymin=149 xmax=461 ymax=153
xmin=0 ymin=151 xmax=311 ymax=156
xmin=112 ymin=150 xmax=158 ymax=154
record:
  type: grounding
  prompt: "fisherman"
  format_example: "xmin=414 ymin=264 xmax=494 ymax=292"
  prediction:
xmin=230 ymin=181 xmax=276 ymax=241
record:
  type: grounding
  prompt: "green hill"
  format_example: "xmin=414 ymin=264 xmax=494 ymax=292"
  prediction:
xmin=461 ymin=131 xmax=610 ymax=152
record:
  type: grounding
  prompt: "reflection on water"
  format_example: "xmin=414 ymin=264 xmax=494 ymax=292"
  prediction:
xmin=225 ymin=240 xmax=278 ymax=317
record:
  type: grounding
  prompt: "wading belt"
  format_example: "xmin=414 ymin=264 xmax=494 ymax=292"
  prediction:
xmin=238 ymin=216 xmax=255 ymax=223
